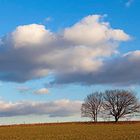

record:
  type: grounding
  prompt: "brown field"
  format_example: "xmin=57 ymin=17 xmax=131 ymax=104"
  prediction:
xmin=0 ymin=121 xmax=140 ymax=140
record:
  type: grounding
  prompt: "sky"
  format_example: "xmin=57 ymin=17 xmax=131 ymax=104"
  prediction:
xmin=0 ymin=0 xmax=140 ymax=124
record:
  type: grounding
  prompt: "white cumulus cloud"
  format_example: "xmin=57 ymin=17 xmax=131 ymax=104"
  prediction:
xmin=11 ymin=24 xmax=55 ymax=48
xmin=0 ymin=14 xmax=136 ymax=86
xmin=64 ymin=15 xmax=130 ymax=46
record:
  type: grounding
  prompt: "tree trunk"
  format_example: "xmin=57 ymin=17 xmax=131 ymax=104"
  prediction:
xmin=95 ymin=114 xmax=97 ymax=122
xmin=93 ymin=117 xmax=96 ymax=122
xmin=93 ymin=115 xmax=97 ymax=122
xmin=115 ymin=116 xmax=119 ymax=122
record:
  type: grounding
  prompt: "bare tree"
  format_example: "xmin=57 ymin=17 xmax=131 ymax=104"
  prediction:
xmin=81 ymin=92 xmax=103 ymax=122
xmin=103 ymin=89 xmax=140 ymax=122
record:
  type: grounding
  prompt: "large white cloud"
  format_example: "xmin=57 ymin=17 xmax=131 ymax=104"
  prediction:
xmin=12 ymin=24 xmax=55 ymax=48
xmin=0 ymin=14 xmax=136 ymax=86
xmin=0 ymin=99 xmax=82 ymax=117
xmin=64 ymin=15 xmax=130 ymax=46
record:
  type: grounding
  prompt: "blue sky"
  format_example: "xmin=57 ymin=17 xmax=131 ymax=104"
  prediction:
xmin=0 ymin=0 xmax=140 ymax=124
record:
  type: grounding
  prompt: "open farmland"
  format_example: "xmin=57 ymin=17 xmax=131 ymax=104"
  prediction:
xmin=0 ymin=122 xmax=140 ymax=140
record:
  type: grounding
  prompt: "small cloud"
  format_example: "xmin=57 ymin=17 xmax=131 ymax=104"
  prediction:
xmin=125 ymin=0 xmax=134 ymax=7
xmin=38 ymin=17 xmax=52 ymax=25
xmin=0 ymin=81 xmax=3 ymax=86
xmin=44 ymin=17 xmax=52 ymax=22
xmin=0 ymin=39 xmax=4 ymax=46
xmin=16 ymin=86 xmax=31 ymax=93
xmin=34 ymin=88 xmax=49 ymax=95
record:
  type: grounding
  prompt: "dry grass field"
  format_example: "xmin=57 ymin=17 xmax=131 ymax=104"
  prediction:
xmin=0 ymin=121 xmax=140 ymax=140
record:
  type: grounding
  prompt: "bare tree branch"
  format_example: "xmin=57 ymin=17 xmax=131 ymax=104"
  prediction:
xmin=81 ymin=92 xmax=103 ymax=122
xmin=103 ymin=89 xmax=140 ymax=122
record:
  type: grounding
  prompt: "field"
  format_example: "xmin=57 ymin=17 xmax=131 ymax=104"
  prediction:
xmin=0 ymin=122 xmax=140 ymax=140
